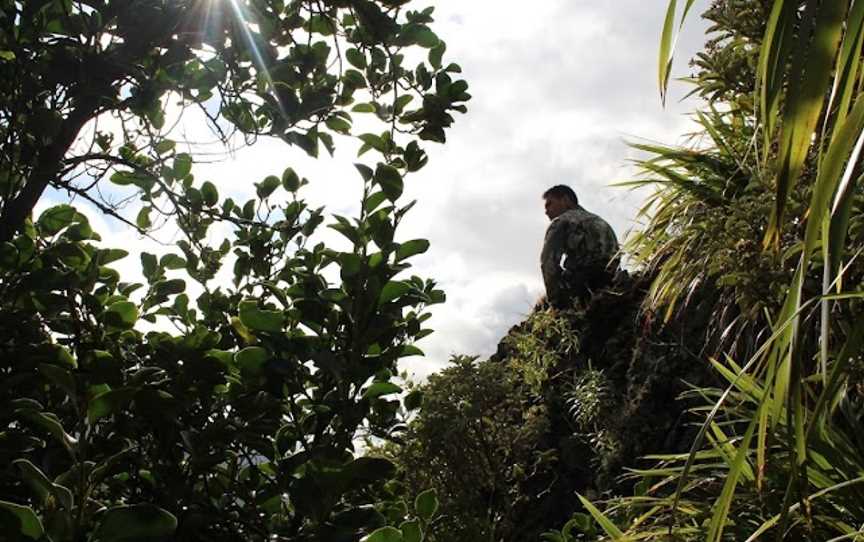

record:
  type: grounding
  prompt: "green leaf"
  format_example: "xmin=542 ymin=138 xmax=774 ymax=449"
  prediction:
xmin=238 ymin=300 xmax=285 ymax=332
xmin=330 ymin=216 xmax=361 ymax=245
xmin=153 ymin=278 xmax=186 ymax=297
xmin=37 ymin=205 xmax=77 ymax=235
xmin=95 ymin=504 xmax=177 ymax=542
xmin=174 ymin=153 xmax=193 ymax=178
xmin=658 ymin=0 xmax=677 ymax=104
xmin=284 ymin=130 xmax=319 ymax=157
xmin=395 ymin=239 xmax=429 ymax=262
xmin=0 ymin=50 xmax=16 ymax=61
xmin=154 ymin=139 xmax=175 ymax=154
xmin=257 ymin=175 xmax=281 ymax=199
xmin=282 ymin=167 xmax=300 ymax=191
xmin=394 ymin=94 xmax=413 ymax=114
xmin=375 ymin=164 xmax=403 ymax=201
xmin=362 ymin=382 xmax=402 ymax=400
xmin=19 ymin=461 xmax=73 ymax=512
xmin=110 ymin=170 xmax=156 ymax=190
xmin=340 ymin=253 xmax=363 ymax=276
xmin=355 ymin=163 xmax=374 ymax=181
xmin=98 ymin=249 xmax=128 ymax=265
xmin=414 ymin=489 xmax=439 ymax=522
xmin=570 ymin=513 xmax=593 ymax=534
xmin=399 ymin=345 xmax=424 ymax=358
xmin=105 ymin=301 xmax=138 ymax=329
xmin=307 ymin=14 xmax=334 ymax=35
xmin=0 ymin=500 xmax=44 ymax=540
xmin=379 ymin=281 xmax=410 ymax=304
xmin=141 ymin=252 xmax=158 ymax=279
xmin=53 ymin=345 xmax=77 ymax=368
xmin=352 ymin=103 xmax=376 ymax=113
xmin=429 ymin=42 xmax=446 ymax=69
xmin=53 ymin=242 xmax=91 ymax=269
xmin=326 ymin=116 xmax=352 ymax=134
xmin=364 ymin=526 xmax=403 ymax=542
xmin=136 ymin=207 xmax=151 ymax=230
xmin=359 ymin=133 xmax=386 ymax=153
xmin=346 ymin=48 xmax=367 ymax=69
xmin=765 ymin=1 xmax=847 ymax=246
xmin=88 ymin=388 xmax=137 ymax=424
xmin=17 ymin=410 xmax=77 ymax=453
xmin=706 ymin=412 xmax=760 ymax=542
xmin=577 ymin=494 xmax=624 ymax=540
xmin=343 ymin=69 xmax=367 ymax=89
xmin=368 ymin=252 xmax=384 ymax=269
xmin=160 ymin=254 xmax=186 ymax=270
xmin=235 ymin=346 xmax=270 ymax=374
xmin=201 ymin=181 xmax=218 ymax=207
xmin=364 ymin=191 xmax=389 ymax=214
xmin=400 ymin=520 xmax=421 ymax=542
xmin=414 ymin=27 xmax=439 ymax=48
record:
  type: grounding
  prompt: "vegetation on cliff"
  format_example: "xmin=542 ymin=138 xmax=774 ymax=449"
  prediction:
xmin=386 ymin=1 xmax=864 ymax=540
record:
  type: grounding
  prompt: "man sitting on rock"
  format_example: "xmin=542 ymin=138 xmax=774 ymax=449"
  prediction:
xmin=540 ymin=185 xmax=619 ymax=308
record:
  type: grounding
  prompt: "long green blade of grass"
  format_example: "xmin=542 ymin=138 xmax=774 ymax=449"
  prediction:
xmin=670 ymin=295 xmax=820 ymax=523
xmin=578 ymin=494 xmax=628 ymax=540
xmin=658 ymin=0 xmax=698 ymax=105
xmin=706 ymin=407 xmax=761 ymax=542
xmin=807 ymin=316 xmax=864 ymax=441
xmin=825 ymin=0 xmax=864 ymax=131
xmin=746 ymin=475 xmax=864 ymax=541
xmin=803 ymin=95 xmax=864 ymax=264
xmin=765 ymin=1 xmax=848 ymax=248
xmin=658 ymin=0 xmax=678 ymax=105
xmin=756 ymin=0 xmax=793 ymax=160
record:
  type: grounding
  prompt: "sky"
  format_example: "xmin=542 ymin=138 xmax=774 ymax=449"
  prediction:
xmin=41 ymin=0 xmax=713 ymax=381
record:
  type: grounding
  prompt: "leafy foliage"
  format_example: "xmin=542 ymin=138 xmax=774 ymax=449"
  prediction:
xmin=0 ymin=1 xmax=469 ymax=540
xmin=390 ymin=355 xmax=555 ymax=541
xmin=0 ymin=0 xmax=469 ymax=240
xmin=623 ymin=108 xmax=810 ymax=358
xmin=504 ymin=307 xmax=581 ymax=394
xmin=387 ymin=282 xmax=716 ymax=542
xmin=0 ymin=172 xmax=444 ymax=541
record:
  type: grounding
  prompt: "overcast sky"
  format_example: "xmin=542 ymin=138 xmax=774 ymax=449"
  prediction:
xmin=41 ymin=0 xmax=712 ymax=380
xmin=393 ymin=0 xmax=712 ymax=378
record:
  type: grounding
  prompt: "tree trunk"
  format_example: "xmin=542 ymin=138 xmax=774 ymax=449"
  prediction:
xmin=0 ymin=97 xmax=100 ymax=242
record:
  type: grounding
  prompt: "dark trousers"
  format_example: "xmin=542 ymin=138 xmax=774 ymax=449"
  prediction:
xmin=558 ymin=267 xmax=613 ymax=307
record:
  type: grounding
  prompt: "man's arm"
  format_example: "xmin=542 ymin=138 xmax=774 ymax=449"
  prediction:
xmin=541 ymin=219 xmax=567 ymax=305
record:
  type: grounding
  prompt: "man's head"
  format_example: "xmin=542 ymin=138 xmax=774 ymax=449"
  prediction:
xmin=543 ymin=185 xmax=578 ymax=220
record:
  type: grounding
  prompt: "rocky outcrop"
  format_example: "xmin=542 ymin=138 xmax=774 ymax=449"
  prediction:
xmin=396 ymin=271 xmax=718 ymax=541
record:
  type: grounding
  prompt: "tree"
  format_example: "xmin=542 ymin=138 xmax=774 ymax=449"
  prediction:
xmin=0 ymin=0 xmax=468 ymax=240
xmin=391 ymin=355 xmax=554 ymax=542
xmin=0 ymin=0 xmax=469 ymax=540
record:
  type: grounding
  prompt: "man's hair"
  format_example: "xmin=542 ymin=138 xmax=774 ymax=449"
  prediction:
xmin=543 ymin=185 xmax=578 ymax=206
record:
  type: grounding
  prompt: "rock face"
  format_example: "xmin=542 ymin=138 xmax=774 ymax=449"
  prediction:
xmin=398 ymin=271 xmax=718 ymax=541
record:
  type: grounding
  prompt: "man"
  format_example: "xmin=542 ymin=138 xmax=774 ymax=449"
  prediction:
xmin=540 ymin=185 xmax=619 ymax=308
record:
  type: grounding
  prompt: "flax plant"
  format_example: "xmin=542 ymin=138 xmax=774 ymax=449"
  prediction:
xmin=622 ymin=107 xmax=796 ymax=360
xmin=581 ymin=1 xmax=864 ymax=540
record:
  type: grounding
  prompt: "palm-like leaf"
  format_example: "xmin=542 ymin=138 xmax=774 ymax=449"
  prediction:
xmin=582 ymin=2 xmax=864 ymax=540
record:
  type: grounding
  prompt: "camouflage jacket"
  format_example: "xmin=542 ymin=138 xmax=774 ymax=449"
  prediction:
xmin=540 ymin=206 xmax=619 ymax=304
